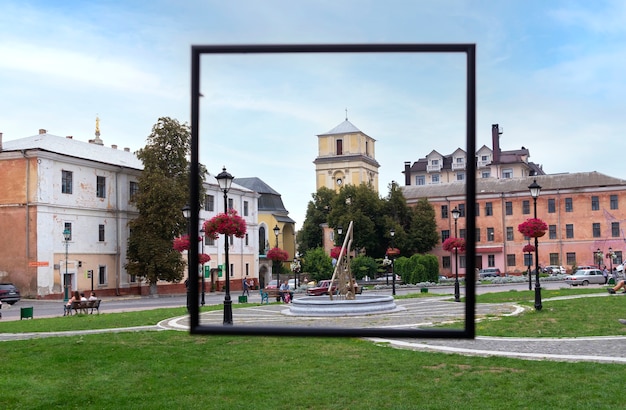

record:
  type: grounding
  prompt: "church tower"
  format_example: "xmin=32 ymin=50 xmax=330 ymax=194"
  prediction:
xmin=313 ymin=115 xmax=380 ymax=192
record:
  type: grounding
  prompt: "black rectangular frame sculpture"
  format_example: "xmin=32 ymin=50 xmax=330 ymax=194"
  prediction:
xmin=188 ymin=43 xmax=476 ymax=338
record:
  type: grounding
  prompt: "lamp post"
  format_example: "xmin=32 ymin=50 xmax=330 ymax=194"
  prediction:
xmin=451 ymin=206 xmax=461 ymax=302
xmin=216 ymin=167 xmax=234 ymax=325
xmin=199 ymin=228 xmax=206 ymax=306
xmin=596 ymin=248 xmax=603 ymax=270
xmin=390 ymin=228 xmax=396 ymax=296
xmin=527 ymin=240 xmax=532 ymax=291
xmin=529 ymin=179 xmax=542 ymax=311
xmin=273 ymin=224 xmax=280 ymax=288
xmin=182 ymin=204 xmax=192 ymax=313
xmin=337 ymin=225 xmax=343 ymax=247
xmin=63 ymin=228 xmax=71 ymax=302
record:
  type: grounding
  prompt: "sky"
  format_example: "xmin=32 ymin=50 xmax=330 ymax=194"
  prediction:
xmin=2 ymin=0 xmax=626 ymax=228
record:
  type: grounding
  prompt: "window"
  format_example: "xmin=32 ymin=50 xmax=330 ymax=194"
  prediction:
xmin=229 ymin=263 xmax=234 ymax=277
xmin=548 ymin=199 xmax=555 ymax=213
xmin=565 ymin=197 xmax=573 ymax=212
xmin=458 ymin=203 xmax=466 ymax=217
xmin=615 ymin=251 xmax=623 ymax=265
xmin=487 ymin=227 xmax=494 ymax=241
xmin=441 ymin=230 xmax=450 ymax=242
xmin=502 ymin=168 xmax=513 ymax=178
xmin=475 ymin=203 xmax=480 ymax=216
xmin=487 ymin=254 xmax=495 ymax=267
xmin=611 ymin=195 xmax=618 ymax=210
xmin=204 ymin=195 xmax=214 ymax=212
xmin=456 ymin=172 xmax=465 ymax=181
xmin=129 ymin=181 xmax=139 ymax=201
xmin=64 ymin=222 xmax=72 ymax=241
xmin=550 ymin=253 xmax=559 ymax=265
xmin=441 ymin=205 xmax=448 ymax=219
xmin=459 ymin=229 xmax=466 ymax=239
xmin=229 ymin=235 xmax=234 ymax=245
xmin=245 ymin=263 xmax=249 ymax=277
xmin=506 ymin=226 xmax=514 ymax=241
xmin=98 ymin=266 xmax=107 ymax=285
xmin=442 ymin=256 xmax=451 ymax=269
xmin=62 ymin=170 xmax=73 ymax=194
xmin=566 ymin=252 xmax=576 ymax=266
xmin=258 ymin=226 xmax=266 ymax=255
xmin=205 ymin=236 xmax=215 ymax=246
xmin=130 ymin=274 xmax=137 ymax=283
xmin=96 ymin=176 xmax=106 ymax=198
xmin=228 ymin=198 xmax=233 ymax=210
xmin=432 ymin=159 xmax=439 ymax=166
xmin=522 ymin=200 xmax=530 ymax=215
xmin=245 ymin=233 xmax=249 ymax=246
xmin=485 ymin=202 xmax=493 ymax=216
xmin=481 ymin=155 xmax=489 ymax=162
xmin=98 ymin=224 xmax=105 ymax=242
xmin=612 ymin=222 xmax=620 ymax=237
xmin=507 ymin=254 xmax=516 ymax=267
xmin=523 ymin=253 xmax=532 ymax=267
xmin=566 ymin=224 xmax=574 ymax=239
xmin=548 ymin=225 xmax=557 ymax=239
xmin=416 ymin=175 xmax=425 ymax=185
xmin=505 ymin=201 xmax=512 ymax=215
xmin=243 ymin=201 xmax=249 ymax=216
xmin=336 ymin=139 xmax=343 ymax=155
xmin=476 ymin=228 xmax=481 ymax=242
xmin=592 ymin=223 xmax=601 ymax=238
xmin=431 ymin=174 xmax=440 ymax=184
xmin=481 ymin=171 xmax=491 ymax=178
xmin=459 ymin=255 xmax=466 ymax=268
xmin=591 ymin=196 xmax=599 ymax=211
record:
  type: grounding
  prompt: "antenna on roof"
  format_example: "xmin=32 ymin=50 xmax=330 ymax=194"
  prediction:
xmin=345 ymin=107 xmax=348 ymax=121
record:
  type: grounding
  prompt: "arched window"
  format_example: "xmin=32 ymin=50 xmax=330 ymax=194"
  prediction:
xmin=258 ymin=226 xmax=266 ymax=255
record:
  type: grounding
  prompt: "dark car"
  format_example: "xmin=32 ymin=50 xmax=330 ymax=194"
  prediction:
xmin=0 ymin=283 xmax=21 ymax=305
xmin=306 ymin=280 xmax=361 ymax=296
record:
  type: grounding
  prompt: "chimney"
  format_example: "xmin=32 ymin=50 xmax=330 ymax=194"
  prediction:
xmin=491 ymin=124 xmax=501 ymax=164
xmin=66 ymin=136 xmax=73 ymax=139
xmin=39 ymin=129 xmax=47 ymax=135
xmin=111 ymin=144 xmax=117 ymax=149
xmin=404 ymin=161 xmax=411 ymax=185
xmin=124 ymin=147 xmax=130 ymax=152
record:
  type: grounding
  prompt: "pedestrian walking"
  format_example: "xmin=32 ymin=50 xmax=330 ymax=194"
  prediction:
xmin=242 ymin=276 xmax=250 ymax=297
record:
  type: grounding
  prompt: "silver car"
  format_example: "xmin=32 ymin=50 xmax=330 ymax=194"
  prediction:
xmin=564 ymin=269 xmax=606 ymax=286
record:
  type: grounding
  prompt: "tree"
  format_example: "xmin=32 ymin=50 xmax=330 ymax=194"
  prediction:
xmin=350 ymin=255 xmax=378 ymax=280
xmin=125 ymin=117 xmax=204 ymax=295
xmin=297 ymin=187 xmax=337 ymax=253
xmin=301 ymin=247 xmax=333 ymax=282
xmin=408 ymin=198 xmax=439 ymax=254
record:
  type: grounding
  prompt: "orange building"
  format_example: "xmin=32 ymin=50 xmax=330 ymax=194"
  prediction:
xmin=402 ymin=172 xmax=626 ymax=276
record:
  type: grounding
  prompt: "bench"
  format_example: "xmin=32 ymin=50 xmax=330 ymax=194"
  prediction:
xmin=67 ymin=300 xmax=101 ymax=315
xmin=262 ymin=288 xmax=293 ymax=303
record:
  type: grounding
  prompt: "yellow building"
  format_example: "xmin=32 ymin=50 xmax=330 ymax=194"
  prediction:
xmin=314 ymin=118 xmax=380 ymax=192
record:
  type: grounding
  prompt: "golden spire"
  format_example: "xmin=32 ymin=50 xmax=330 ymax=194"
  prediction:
xmin=95 ymin=115 xmax=101 ymax=137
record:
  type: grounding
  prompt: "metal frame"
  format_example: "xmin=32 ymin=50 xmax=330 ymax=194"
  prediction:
xmin=188 ymin=43 xmax=476 ymax=338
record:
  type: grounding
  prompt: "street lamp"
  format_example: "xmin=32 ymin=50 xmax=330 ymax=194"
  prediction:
xmin=529 ymin=179 xmax=542 ymax=311
xmin=390 ymin=228 xmax=396 ymax=296
xmin=63 ymin=228 xmax=71 ymax=302
xmin=337 ymin=225 xmax=343 ymax=246
xmin=596 ymin=248 xmax=603 ymax=270
xmin=182 ymin=205 xmax=191 ymax=313
xmin=216 ymin=167 xmax=234 ymax=325
xmin=199 ymin=228 xmax=206 ymax=306
xmin=608 ymin=247 xmax=614 ymax=281
xmin=527 ymin=240 xmax=532 ymax=291
xmin=273 ymin=224 xmax=280 ymax=289
xmin=451 ymin=206 xmax=461 ymax=302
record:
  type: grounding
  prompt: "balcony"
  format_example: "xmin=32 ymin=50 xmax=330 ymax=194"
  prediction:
xmin=477 ymin=160 xmax=490 ymax=169
xmin=427 ymin=164 xmax=442 ymax=173
xmin=452 ymin=162 xmax=465 ymax=170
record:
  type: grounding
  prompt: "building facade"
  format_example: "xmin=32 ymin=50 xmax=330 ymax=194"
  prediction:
xmin=402 ymin=173 xmax=626 ymax=276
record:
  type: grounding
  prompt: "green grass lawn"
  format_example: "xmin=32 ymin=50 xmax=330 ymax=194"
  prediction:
xmin=1 ymin=290 xmax=625 ymax=409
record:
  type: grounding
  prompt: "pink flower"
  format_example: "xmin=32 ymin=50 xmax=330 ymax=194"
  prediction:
xmin=267 ymin=247 xmax=289 ymax=262
xmin=198 ymin=253 xmax=211 ymax=265
xmin=523 ymin=244 xmax=536 ymax=253
xmin=517 ymin=218 xmax=548 ymax=238
xmin=172 ymin=234 xmax=201 ymax=252
xmin=442 ymin=237 xmax=466 ymax=253
xmin=385 ymin=247 xmax=401 ymax=256
xmin=203 ymin=209 xmax=247 ymax=239
xmin=330 ymin=246 xmax=342 ymax=259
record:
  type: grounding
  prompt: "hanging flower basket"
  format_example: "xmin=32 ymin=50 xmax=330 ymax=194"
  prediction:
xmin=198 ymin=253 xmax=211 ymax=265
xmin=330 ymin=246 xmax=342 ymax=260
xmin=203 ymin=209 xmax=247 ymax=239
xmin=522 ymin=244 xmax=536 ymax=253
xmin=442 ymin=238 xmax=465 ymax=253
xmin=517 ymin=218 xmax=548 ymax=238
xmin=267 ymin=247 xmax=289 ymax=262
xmin=172 ymin=234 xmax=201 ymax=252
xmin=385 ymin=247 xmax=401 ymax=257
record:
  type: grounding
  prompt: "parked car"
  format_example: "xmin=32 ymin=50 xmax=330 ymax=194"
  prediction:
xmin=575 ymin=265 xmax=594 ymax=271
xmin=544 ymin=265 xmax=566 ymax=275
xmin=0 ymin=283 xmax=21 ymax=305
xmin=564 ymin=269 xmax=605 ymax=286
xmin=478 ymin=268 xmax=501 ymax=278
xmin=306 ymin=279 xmax=361 ymax=296
xmin=265 ymin=280 xmax=279 ymax=289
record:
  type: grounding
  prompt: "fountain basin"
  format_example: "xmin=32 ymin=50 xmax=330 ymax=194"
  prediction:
xmin=285 ymin=295 xmax=403 ymax=317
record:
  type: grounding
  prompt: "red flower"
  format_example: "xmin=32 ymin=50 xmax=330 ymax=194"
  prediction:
xmin=172 ymin=234 xmax=201 ymax=252
xmin=385 ymin=247 xmax=401 ymax=256
xmin=517 ymin=218 xmax=548 ymax=238
xmin=203 ymin=209 xmax=247 ymax=239
xmin=330 ymin=246 xmax=342 ymax=259
xmin=267 ymin=247 xmax=289 ymax=262
xmin=198 ymin=253 xmax=211 ymax=265
xmin=523 ymin=244 xmax=536 ymax=253
xmin=442 ymin=237 xmax=466 ymax=253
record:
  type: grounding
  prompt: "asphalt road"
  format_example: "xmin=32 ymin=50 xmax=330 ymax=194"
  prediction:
xmin=0 ymin=279 xmax=594 ymax=322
